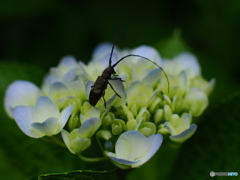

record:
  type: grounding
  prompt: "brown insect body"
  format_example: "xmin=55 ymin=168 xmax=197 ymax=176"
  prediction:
xmin=89 ymin=66 xmax=122 ymax=107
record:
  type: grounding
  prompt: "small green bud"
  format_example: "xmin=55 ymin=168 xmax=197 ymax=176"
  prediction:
xmin=136 ymin=107 xmax=150 ymax=122
xmin=112 ymin=119 xmax=126 ymax=135
xmin=157 ymin=124 xmax=169 ymax=135
xmin=154 ymin=109 xmax=164 ymax=124
xmin=172 ymin=95 xmax=184 ymax=113
xmin=68 ymin=113 xmax=80 ymax=131
xmin=126 ymin=119 xmax=137 ymax=131
xmin=138 ymin=122 xmax=156 ymax=137
xmin=149 ymin=97 xmax=161 ymax=112
xmin=96 ymin=130 xmax=112 ymax=140
xmin=164 ymin=105 xmax=172 ymax=121
xmin=184 ymin=87 xmax=208 ymax=117
xmin=101 ymin=112 xmax=115 ymax=126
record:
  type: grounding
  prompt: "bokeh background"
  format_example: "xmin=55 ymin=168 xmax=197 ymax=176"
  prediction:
xmin=0 ymin=0 xmax=239 ymax=179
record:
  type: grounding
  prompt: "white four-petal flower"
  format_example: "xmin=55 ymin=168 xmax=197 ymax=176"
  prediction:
xmin=13 ymin=96 xmax=72 ymax=138
xmin=107 ymin=130 xmax=163 ymax=168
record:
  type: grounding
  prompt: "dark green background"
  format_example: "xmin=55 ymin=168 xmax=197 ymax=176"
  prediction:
xmin=0 ymin=0 xmax=239 ymax=179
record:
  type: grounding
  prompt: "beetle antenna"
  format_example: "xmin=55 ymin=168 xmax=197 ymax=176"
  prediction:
xmin=112 ymin=54 xmax=170 ymax=93
xmin=108 ymin=42 xmax=115 ymax=67
xmin=108 ymin=28 xmax=122 ymax=67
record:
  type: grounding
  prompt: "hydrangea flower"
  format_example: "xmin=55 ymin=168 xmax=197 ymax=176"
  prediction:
xmin=106 ymin=131 xmax=163 ymax=169
xmin=4 ymin=42 xmax=214 ymax=169
xmin=13 ymin=96 xmax=72 ymax=138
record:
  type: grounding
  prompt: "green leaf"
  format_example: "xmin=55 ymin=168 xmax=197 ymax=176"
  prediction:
xmin=155 ymin=29 xmax=191 ymax=58
xmin=0 ymin=61 xmax=45 ymax=94
xmin=36 ymin=169 xmax=118 ymax=180
xmin=167 ymin=92 xmax=240 ymax=179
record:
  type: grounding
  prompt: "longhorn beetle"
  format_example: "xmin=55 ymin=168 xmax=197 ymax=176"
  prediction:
xmin=89 ymin=43 xmax=169 ymax=108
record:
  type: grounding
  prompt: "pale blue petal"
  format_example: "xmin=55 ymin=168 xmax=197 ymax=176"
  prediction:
xmin=92 ymin=43 xmax=119 ymax=66
xmin=107 ymin=152 xmax=139 ymax=165
xmin=116 ymin=131 xmax=149 ymax=160
xmin=13 ymin=106 xmax=39 ymax=138
xmin=132 ymin=133 xmax=163 ymax=167
xmin=131 ymin=45 xmax=162 ymax=65
xmin=58 ymin=106 xmax=73 ymax=130
xmin=170 ymin=124 xmax=197 ymax=143
xmin=33 ymin=96 xmax=59 ymax=122
xmin=61 ymin=130 xmax=74 ymax=153
xmin=85 ymin=81 xmax=94 ymax=98
xmin=49 ymin=82 xmax=68 ymax=96
xmin=78 ymin=117 xmax=101 ymax=137
xmin=31 ymin=117 xmax=59 ymax=136
xmin=4 ymin=80 xmax=41 ymax=118
xmin=62 ymin=69 xmax=78 ymax=83
xmin=59 ymin=56 xmax=78 ymax=69
xmin=174 ymin=52 xmax=201 ymax=77
xmin=142 ymin=68 xmax=161 ymax=86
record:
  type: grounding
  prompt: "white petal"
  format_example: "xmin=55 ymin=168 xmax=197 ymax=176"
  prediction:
xmin=174 ymin=52 xmax=201 ymax=78
xmin=71 ymin=137 xmax=91 ymax=154
xmin=58 ymin=105 xmax=73 ymax=131
xmin=184 ymin=87 xmax=208 ymax=117
xmin=170 ymin=124 xmax=197 ymax=143
xmin=62 ymin=69 xmax=78 ymax=83
xmin=49 ymin=82 xmax=68 ymax=96
xmin=132 ymin=133 xmax=163 ymax=167
xmin=108 ymin=77 xmax=126 ymax=107
xmin=115 ymin=131 xmax=149 ymax=161
xmin=142 ymin=68 xmax=161 ymax=86
xmin=131 ymin=45 xmax=162 ymax=65
xmin=92 ymin=43 xmax=119 ymax=66
xmin=4 ymin=80 xmax=41 ymax=118
xmin=78 ymin=117 xmax=101 ymax=137
xmin=178 ymin=71 xmax=188 ymax=96
xmin=31 ymin=117 xmax=59 ymax=136
xmin=85 ymin=81 xmax=94 ymax=98
xmin=107 ymin=152 xmax=139 ymax=165
xmin=61 ymin=130 xmax=74 ymax=153
xmin=206 ymin=78 xmax=216 ymax=95
xmin=33 ymin=96 xmax=59 ymax=123
xmin=13 ymin=106 xmax=39 ymax=138
xmin=59 ymin=56 xmax=78 ymax=69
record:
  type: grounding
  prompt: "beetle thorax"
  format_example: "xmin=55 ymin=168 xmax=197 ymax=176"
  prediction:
xmin=101 ymin=66 xmax=116 ymax=79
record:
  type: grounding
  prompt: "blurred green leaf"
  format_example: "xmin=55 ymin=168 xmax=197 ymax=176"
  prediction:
xmin=167 ymin=92 xmax=240 ymax=179
xmin=35 ymin=169 xmax=118 ymax=180
xmin=155 ymin=29 xmax=191 ymax=58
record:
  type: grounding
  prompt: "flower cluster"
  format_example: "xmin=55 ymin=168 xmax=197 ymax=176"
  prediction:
xmin=4 ymin=43 xmax=215 ymax=168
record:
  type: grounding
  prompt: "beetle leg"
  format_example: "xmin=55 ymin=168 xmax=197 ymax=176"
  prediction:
xmin=108 ymin=82 xmax=122 ymax=98
xmin=102 ymin=90 xmax=107 ymax=108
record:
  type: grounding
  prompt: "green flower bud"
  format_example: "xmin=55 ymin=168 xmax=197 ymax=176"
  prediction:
xmin=112 ymin=119 xmax=126 ymax=135
xmin=126 ymin=119 xmax=137 ymax=131
xmin=138 ymin=122 xmax=156 ymax=137
xmin=101 ymin=112 xmax=115 ymax=127
xmin=157 ymin=123 xmax=169 ymax=135
xmin=68 ymin=113 xmax=80 ymax=131
xmin=172 ymin=95 xmax=184 ymax=113
xmin=184 ymin=87 xmax=208 ymax=117
xmin=164 ymin=105 xmax=172 ymax=121
xmin=96 ymin=130 xmax=112 ymax=140
xmin=149 ymin=97 xmax=161 ymax=112
xmin=154 ymin=109 xmax=164 ymax=124
xmin=191 ymin=76 xmax=216 ymax=96
xmin=136 ymin=107 xmax=150 ymax=122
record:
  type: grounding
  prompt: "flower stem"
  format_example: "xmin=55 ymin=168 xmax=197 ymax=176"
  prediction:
xmin=77 ymin=153 xmax=107 ymax=162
